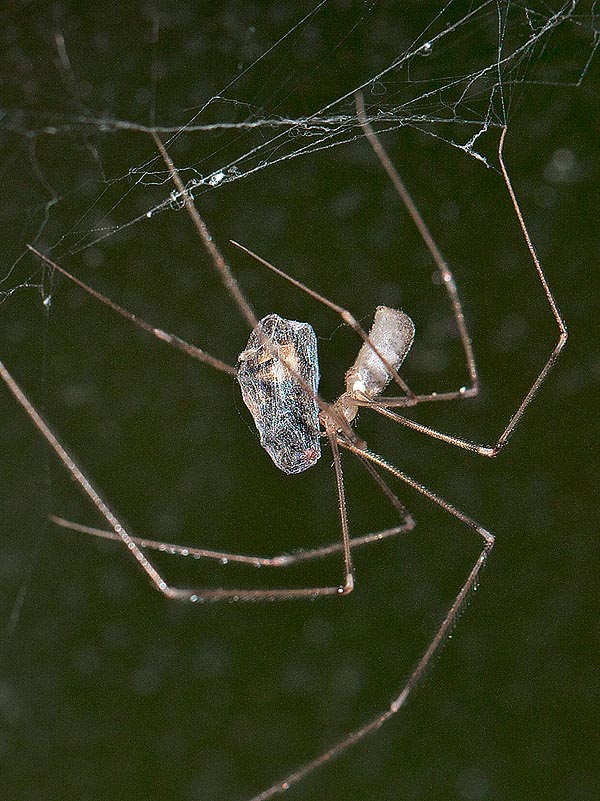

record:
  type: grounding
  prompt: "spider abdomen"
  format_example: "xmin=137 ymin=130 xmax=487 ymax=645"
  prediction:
xmin=345 ymin=306 xmax=415 ymax=399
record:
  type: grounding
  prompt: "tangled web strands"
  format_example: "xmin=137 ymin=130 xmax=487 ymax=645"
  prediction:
xmin=0 ymin=0 xmax=597 ymax=282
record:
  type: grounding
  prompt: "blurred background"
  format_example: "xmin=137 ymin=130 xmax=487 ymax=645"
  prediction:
xmin=0 ymin=3 xmax=598 ymax=801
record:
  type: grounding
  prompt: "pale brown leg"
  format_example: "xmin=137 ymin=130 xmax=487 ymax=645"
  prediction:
xmin=26 ymin=246 xmax=237 ymax=375
xmin=241 ymin=437 xmax=494 ymax=800
xmin=49 ymin=456 xmax=414 ymax=567
xmin=356 ymin=91 xmax=479 ymax=402
xmin=349 ymin=124 xmax=567 ymax=457
xmin=0 ymin=359 xmax=359 ymax=602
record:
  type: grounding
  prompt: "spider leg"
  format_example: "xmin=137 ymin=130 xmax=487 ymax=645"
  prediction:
xmin=49 ymin=455 xmax=414 ymax=567
xmin=230 ymin=239 xmax=416 ymax=399
xmin=151 ymin=132 xmax=359 ymax=443
xmin=241 ymin=438 xmax=494 ymax=801
xmin=348 ymin=126 xmax=567 ymax=457
xmin=355 ymin=91 xmax=479 ymax=403
xmin=0 ymin=358 xmax=360 ymax=601
xmin=49 ymin=514 xmax=412 ymax=566
xmin=27 ymin=246 xmax=237 ymax=375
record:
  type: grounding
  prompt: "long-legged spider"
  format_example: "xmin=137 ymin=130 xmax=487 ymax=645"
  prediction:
xmin=0 ymin=95 xmax=567 ymax=800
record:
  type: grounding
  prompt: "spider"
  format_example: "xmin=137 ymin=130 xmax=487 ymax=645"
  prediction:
xmin=0 ymin=95 xmax=567 ymax=801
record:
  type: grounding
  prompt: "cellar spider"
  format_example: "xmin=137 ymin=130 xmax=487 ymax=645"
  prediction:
xmin=0 ymin=94 xmax=567 ymax=801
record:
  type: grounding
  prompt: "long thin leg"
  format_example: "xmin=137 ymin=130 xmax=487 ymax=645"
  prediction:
xmin=324 ymin=420 xmax=354 ymax=592
xmin=351 ymin=126 xmax=568 ymax=456
xmin=244 ymin=437 xmax=494 ymax=801
xmin=229 ymin=237 xmax=480 ymax=413
xmin=48 ymin=457 xmax=415 ymax=567
xmin=28 ymin=243 xmax=358 ymax=446
xmin=355 ymin=91 xmax=479 ymax=403
xmin=0 ymin=358 xmax=353 ymax=601
xmin=358 ymin=401 xmax=497 ymax=455
xmin=231 ymin=91 xmax=479 ymax=412
xmin=149 ymin=132 xmax=360 ymax=444
xmin=27 ymin=246 xmax=237 ymax=376
xmin=230 ymin=240 xmax=415 ymax=399
xmin=0 ymin=362 xmax=353 ymax=603
xmin=50 ymin=514 xmax=414 ymax=565
xmin=150 ymin=131 xmax=258 ymax=332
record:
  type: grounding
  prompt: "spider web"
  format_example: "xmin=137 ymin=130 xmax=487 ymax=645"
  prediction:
xmin=0 ymin=0 xmax=597 ymax=306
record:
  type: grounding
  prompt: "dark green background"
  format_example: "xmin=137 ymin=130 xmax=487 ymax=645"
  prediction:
xmin=0 ymin=3 xmax=598 ymax=801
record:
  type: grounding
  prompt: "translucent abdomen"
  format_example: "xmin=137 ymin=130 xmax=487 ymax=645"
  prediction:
xmin=345 ymin=306 xmax=415 ymax=399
